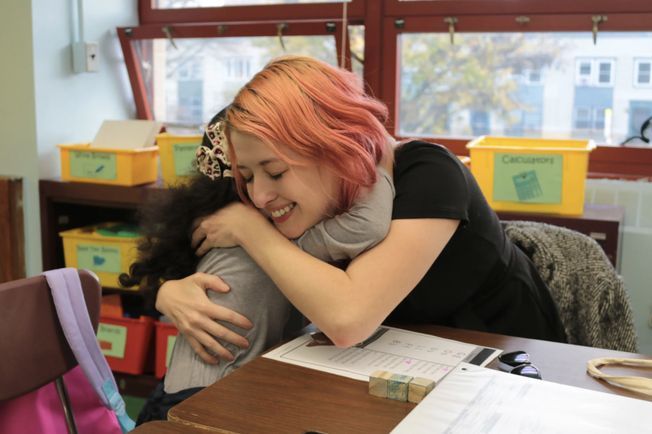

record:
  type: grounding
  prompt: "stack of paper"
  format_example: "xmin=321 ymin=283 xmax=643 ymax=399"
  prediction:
xmin=391 ymin=363 xmax=652 ymax=433
xmin=90 ymin=120 xmax=162 ymax=149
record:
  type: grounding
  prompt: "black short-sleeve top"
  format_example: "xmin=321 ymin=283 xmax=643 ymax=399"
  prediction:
xmin=387 ymin=141 xmax=566 ymax=342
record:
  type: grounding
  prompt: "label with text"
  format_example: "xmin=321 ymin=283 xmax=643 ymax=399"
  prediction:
xmin=70 ymin=151 xmax=117 ymax=180
xmin=77 ymin=244 xmax=121 ymax=274
xmin=173 ymin=142 xmax=200 ymax=176
xmin=493 ymin=153 xmax=563 ymax=204
xmin=97 ymin=323 xmax=127 ymax=359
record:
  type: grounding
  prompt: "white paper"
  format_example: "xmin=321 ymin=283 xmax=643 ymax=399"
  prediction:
xmin=263 ymin=326 xmax=500 ymax=383
xmin=90 ymin=120 xmax=162 ymax=149
xmin=392 ymin=363 xmax=652 ymax=434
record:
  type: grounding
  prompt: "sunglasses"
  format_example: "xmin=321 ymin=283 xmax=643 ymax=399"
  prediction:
xmin=498 ymin=351 xmax=542 ymax=380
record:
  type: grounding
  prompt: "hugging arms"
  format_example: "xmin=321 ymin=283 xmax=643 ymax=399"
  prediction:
xmin=164 ymin=163 xmax=394 ymax=393
xmin=156 ymin=55 xmax=567 ymax=368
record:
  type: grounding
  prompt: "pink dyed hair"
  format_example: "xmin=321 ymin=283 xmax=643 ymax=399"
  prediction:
xmin=225 ymin=55 xmax=391 ymax=213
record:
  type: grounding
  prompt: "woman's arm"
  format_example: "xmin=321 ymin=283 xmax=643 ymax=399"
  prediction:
xmin=196 ymin=203 xmax=458 ymax=348
xmin=156 ymin=272 xmax=253 ymax=364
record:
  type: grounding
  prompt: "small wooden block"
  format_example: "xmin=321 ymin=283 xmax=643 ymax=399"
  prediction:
xmin=408 ymin=377 xmax=436 ymax=404
xmin=387 ymin=374 xmax=413 ymax=402
xmin=368 ymin=370 xmax=393 ymax=398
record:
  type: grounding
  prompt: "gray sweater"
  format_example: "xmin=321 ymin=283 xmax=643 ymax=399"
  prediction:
xmin=164 ymin=168 xmax=394 ymax=393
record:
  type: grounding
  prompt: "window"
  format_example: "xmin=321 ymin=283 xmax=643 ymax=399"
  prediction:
xmin=573 ymin=107 xmax=611 ymax=142
xmin=125 ymin=0 xmax=652 ymax=177
xmin=396 ymin=32 xmax=643 ymax=144
xmin=225 ymin=57 xmax=252 ymax=80
xmin=155 ymin=0 xmax=351 ymax=8
xmin=577 ymin=61 xmax=592 ymax=85
xmin=576 ymin=58 xmax=615 ymax=87
xmin=575 ymin=107 xmax=592 ymax=129
xmin=598 ymin=61 xmax=613 ymax=85
xmin=526 ymin=69 xmax=542 ymax=84
xmin=635 ymin=59 xmax=652 ymax=86
xmin=131 ymin=34 xmax=343 ymax=126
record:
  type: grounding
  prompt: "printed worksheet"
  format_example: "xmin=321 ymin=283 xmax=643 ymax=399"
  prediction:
xmin=391 ymin=363 xmax=652 ymax=434
xmin=263 ymin=326 xmax=500 ymax=383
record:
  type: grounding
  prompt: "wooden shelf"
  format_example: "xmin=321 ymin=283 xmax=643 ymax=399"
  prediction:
xmin=103 ymin=286 xmax=148 ymax=296
xmin=39 ymin=178 xmax=165 ymax=398
xmin=39 ymin=179 xmax=165 ymax=271
xmin=114 ymin=372 xmax=160 ymax=398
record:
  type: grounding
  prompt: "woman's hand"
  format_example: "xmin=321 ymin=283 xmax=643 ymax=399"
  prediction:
xmin=192 ymin=202 xmax=268 ymax=256
xmin=156 ymin=272 xmax=253 ymax=364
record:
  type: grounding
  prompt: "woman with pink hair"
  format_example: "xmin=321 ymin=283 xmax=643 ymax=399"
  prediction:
xmin=157 ymin=55 xmax=566 ymax=365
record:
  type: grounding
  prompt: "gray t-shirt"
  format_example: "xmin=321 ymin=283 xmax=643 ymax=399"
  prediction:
xmin=164 ymin=167 xmax=394 ymax=393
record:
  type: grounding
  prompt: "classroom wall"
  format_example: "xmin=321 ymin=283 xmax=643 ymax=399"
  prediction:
xmin=0 ymin=0 xmax=138 ymax=276
xmin=0 ymin=0 xmax=39 ymax=276
xmin=585 ymin=178 xmax=652 ymax=355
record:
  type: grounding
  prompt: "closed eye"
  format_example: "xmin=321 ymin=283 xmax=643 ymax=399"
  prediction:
xmin=269 ymin=171 xmax=286 ymax=180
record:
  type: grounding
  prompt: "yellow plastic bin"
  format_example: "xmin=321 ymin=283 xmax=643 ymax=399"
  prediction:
xmin=157 ymin=133 xmax=202 ymax=186
xmin=58 ymin=143 xmax=158 ymax=186
xmin=59 ymin=223 xmax=141 ymax=289
xmin=466 ymin=136 xmax=596 ymax=216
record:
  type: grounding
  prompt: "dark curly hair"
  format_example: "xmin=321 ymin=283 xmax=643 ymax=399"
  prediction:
xmin=119 ymin=173 xmax=239 ymax=307
xmin=119 ymin=107 xmax=237 ymax=308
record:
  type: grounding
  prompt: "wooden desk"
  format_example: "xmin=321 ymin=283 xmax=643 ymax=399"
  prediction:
xmin=168 ymin=326 xmax=651 ymax=434
xmin=131 ymin=420 xmax=209 ymax=433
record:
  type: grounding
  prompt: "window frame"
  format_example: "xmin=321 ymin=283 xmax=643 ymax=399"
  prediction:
xmin=575 ymin=58 xmax=615 ymax=87
xmin=380 ymin=2 xmax=652 ymax=178
xmin=634 ymin=58 xmax=652 ymax=87
xmin=139 ymin=1 xmax=366 ymax=25
xmin=128 ymin=0 xmax=652 ymax=178
xmin=117 ymin=20 xmax=356 ymax=120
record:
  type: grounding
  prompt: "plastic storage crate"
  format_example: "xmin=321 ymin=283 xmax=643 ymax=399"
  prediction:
xmin=58 ymin=143 xmax=158 ymax=186
xmin=59 ymin=223 xmax=141 ymax=289
xmin=467 ymin=136 xmax=595 ymax=215
xmin=97 ymin=315 xmax=154 ymax=375
xmin=156 ymin=133 xmax=202 ymax=186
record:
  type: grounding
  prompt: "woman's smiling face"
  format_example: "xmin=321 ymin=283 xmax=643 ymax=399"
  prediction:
xmin=230 ymin=129 xmax=339 ymax=239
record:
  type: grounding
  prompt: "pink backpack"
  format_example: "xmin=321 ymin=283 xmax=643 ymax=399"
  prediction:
xmin=0 ymin=268 xmax=135 ymax=433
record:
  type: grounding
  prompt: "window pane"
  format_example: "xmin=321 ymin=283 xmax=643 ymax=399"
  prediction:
xmin=579 ymin=62 xmax=591 ymax=75
xmin=399 ymin=32 xmax=652 ymax=145
xmin=155 ymin=0 xmax=349 ymax=8
xmin=598 ymin=62 xmax=612 ymax=84
xmin=349 ymin=24 xmax=365 ymax=78
xmin=637 ymin=61 xmax=651 ymax=85
xmin=135 ymin=36 xmax=339 ymax=127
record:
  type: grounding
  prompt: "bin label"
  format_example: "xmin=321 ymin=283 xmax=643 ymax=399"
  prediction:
xmin=166 ymin=335 xmax=177 ymax=368
xmin=173 ymin=142 xmax=199 ymax=176
xmin=70 ymin=151 xmax=117 ymax=180
xmin=77 ymin=244 xmax=121 ymax=274
xmin=493 ymin=153 xmax=563 ymax=204
xmin=97 ymin=323 xmax=127 ymax=358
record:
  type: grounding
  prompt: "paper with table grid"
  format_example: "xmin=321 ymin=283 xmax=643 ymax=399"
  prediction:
xmin=263 ymin=326 xmax=500 ymax=383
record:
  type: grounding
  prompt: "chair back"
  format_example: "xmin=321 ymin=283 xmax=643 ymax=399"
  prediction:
xmin=0 ymin=269 xmax=101 ymax=401
xmin=503 ymin=220 xmax=638 ymax=352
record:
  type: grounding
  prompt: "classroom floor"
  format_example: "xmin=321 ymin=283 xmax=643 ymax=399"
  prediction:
xmin=124 ymin=395 xmax=146 ymax=421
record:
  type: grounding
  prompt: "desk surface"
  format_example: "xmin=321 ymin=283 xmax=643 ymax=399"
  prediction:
xmin=168 ymin=325 xmax=650 ymax=434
